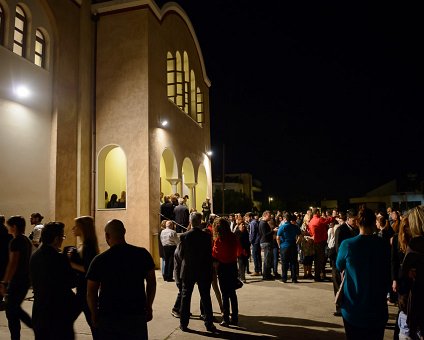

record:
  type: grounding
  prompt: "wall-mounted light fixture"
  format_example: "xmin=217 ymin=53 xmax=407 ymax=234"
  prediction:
xmin=160 ymin=119 xmax=168 ymax=127
xmin=14 ymin=85 xmax=31 ymax=99
xmin=206 ymin=150 xmax=213 ymax=156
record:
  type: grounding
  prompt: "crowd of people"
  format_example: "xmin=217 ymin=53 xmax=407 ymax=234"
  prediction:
xmin=1 ymin=201 xmax=423 ymax=340
xmin=159 ymin=199 xmax=424 ymax=340
xmin=0 ymin=214 xmax=156 ymax=340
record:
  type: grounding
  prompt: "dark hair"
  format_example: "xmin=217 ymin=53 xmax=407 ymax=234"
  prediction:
xmin=357 ymin=208 xmax=375 ymax=229
xmin=338 ymin=211 xmax=347 ymax=221
xmin=31 ymin=212 xmax=44 ymax=221
xmin=41 ymin=222 xmax=65 ymax=244
xmin=0 ymin=215 xmax=5 ymax=225
xmin=346 ymin=209 xmax=357 ymax=219
xmin=283 ymin=212 xmax=293 ymax=221
xmin=7 ymin=215 xmax=26 ymax=233
xmin=110 ymin=194 xmax=118 ymax=202
xmin=216 ymin=217 xmax=231 ymax=238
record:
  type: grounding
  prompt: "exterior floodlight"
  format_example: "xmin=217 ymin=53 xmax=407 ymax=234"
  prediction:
xmin=161 ymin=120 xmax=168 ymax=127
xmin=14 ymin=85 xmax=30 ymax=98
xmin=206 ymin=151 xmax=212 ymax=156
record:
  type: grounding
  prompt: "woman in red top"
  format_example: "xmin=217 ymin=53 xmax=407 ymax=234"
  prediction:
xmin=212 ymin=217 xmax=241 ymax=327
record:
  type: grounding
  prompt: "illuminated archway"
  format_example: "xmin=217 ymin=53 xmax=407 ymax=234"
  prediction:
xmin=160 ymin=148 xmax=179 ymax=197
xmin=182 ymin=157 xmax=195 ymax=209
xmin=97 ymin=145 xmax=127 ymax=209
xmin=196 ymin=163 xmax=208 ymax=212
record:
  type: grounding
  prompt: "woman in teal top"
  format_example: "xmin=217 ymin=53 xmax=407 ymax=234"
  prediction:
xmin=336 ymin=207 xmax=390 ymax=340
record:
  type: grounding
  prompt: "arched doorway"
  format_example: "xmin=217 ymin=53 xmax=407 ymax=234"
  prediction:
xmin=182 ymin=157 xmax=195 ymax=210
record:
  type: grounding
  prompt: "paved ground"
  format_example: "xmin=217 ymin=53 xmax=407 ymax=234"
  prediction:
xmin=0 ymin=268 xmax=397 ymax=340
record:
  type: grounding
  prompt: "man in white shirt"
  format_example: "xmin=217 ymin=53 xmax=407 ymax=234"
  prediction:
xmin=29 ymin=212 xmax=44 ymax=253
xmin=160 ymin=221 xmax=180 ymax=282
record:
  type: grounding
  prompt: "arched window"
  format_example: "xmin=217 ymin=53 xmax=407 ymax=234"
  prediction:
xmin=97 ymin=146 xmax=127 ymax=209
xmin=183 ymin=52 xmax=189 ymax=114
xmin=175 ymin=52 xmax=184 ymax=110
xmin=196 ymin=87 xmax=204 ymax=127
xmin=167 ymin=52 xmax=176 ymax=103
xmin=190 ymin=70 xmax=196 ymax=120
xmin=13 ymin=5 xmax=27 ymax=57
xmin=34 ymin=29 xmax=46 ymax=68
xmin=0 ymin=5 xmax=5 ymax=45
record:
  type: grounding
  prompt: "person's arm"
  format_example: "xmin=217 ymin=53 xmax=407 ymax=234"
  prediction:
xmin=276 ymin=227 xmax=282 ymax=248
xmin=2 ymin=250 xmax=19 ymax=283
xmin=145 ymin=268 xmax=156 ymax=322
xmin=336 ymin=242 xmax=347 ymax=273
xmin=87 ymin=280 xmax=100 ymax=328
xmin=69 ymin=262 xmax=85 ymax=273
xmin=0 ymin=251 xmax=19 ymax=295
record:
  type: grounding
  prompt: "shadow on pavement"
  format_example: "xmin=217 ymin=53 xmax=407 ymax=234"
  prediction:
xmin=183 ymin=314 xmax=345 ymax=339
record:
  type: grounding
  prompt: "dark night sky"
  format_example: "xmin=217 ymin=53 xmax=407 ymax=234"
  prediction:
xmin=157 ymin=1 xmax=424 ymax=203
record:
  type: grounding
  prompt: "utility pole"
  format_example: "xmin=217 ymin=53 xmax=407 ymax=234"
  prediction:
xmin=222 ymin=143 xmax=225 ymax=215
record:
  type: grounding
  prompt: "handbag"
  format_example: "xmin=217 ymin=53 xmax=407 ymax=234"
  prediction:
xmin=335 ymin=271 xmax=345 ymax=308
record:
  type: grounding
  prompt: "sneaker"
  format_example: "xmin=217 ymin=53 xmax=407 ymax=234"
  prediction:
xmin=220 ymin=320 xmax=229 ymax=327
xmin=171 ymin=309 xmax=180 ymax=318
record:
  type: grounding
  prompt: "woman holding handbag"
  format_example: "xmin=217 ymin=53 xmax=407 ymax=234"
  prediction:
xmin=212 ymin=217 xmax=241 ymax=327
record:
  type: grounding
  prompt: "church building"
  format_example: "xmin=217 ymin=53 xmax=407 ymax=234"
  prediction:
xmin=0 ymin=0 xmax=212 ymax=266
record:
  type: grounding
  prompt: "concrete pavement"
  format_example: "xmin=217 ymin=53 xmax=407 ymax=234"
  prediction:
xmin=0 ymin=269 xmax=397 ymax=339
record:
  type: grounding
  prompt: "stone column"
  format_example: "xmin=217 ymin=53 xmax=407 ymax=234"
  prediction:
xmin=185 ymin=183 xmax=197 ymax=210
xmin=166 ymin=178 xmax=181 ymax=194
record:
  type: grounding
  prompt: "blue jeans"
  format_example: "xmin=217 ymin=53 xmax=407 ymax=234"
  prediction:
xmin=251 ymin=243 xmax=262 ymax=274
xmin=272 ymin=247 xmax=280 ymax=275
xmin=260 ymin=242 xmax=273 ymax=277
xmin=280 ymin=245 xmax=298 ymax=281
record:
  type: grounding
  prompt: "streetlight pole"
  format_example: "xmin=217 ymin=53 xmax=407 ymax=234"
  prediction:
xmin=222 ymin=143 xmax=225 ymax=215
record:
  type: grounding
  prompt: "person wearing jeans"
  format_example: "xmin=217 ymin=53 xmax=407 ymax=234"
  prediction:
xmin=258 ymin=211 xmax=276 ymax=280
xmin=247 ymin=213 xmax=262 ymax=275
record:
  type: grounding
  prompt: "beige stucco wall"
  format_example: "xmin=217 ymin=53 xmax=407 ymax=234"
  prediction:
xmin=95 ymin=8 xmax=150 ymax=251
xmin=0 ymin=0 xmax=94 ymax=246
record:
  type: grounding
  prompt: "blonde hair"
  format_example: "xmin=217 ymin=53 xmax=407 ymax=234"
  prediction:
xmin=398 ymin=217 xmax=412 ymax=253
xmin=407 ymin=205 xmax=424 ymax=237
xmin=75 ymin=216 xmax=100 ymax=254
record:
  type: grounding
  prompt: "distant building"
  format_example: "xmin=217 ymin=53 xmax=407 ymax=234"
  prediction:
xmin=349 ymin=175 xmax=424 ymax=212
xmin=213 ymin=173 xmax=262 ymax=211
xmin=320 ymin=173 xmax=424 ymax=213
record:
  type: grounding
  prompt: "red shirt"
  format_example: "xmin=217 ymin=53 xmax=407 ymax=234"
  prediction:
xmin=212 ymin=232 xmax=239 ymax=264
xmin=309 ymin=215 xmax=335 ymax=243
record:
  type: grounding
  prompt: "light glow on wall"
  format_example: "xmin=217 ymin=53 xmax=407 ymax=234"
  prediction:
xmin=14 ymin=85 xmax=31 ymax=99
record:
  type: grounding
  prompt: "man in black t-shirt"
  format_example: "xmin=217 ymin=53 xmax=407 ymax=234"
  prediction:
xmin=87 ymin=219 xmax=156 ymax=340
xmin=0 ymin=215 xmax=13 ymax=309
xmin=0 ymin=216 xmax=33 ymax=339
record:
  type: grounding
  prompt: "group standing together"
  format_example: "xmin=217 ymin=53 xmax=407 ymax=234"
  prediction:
xmin=0 ymin=214 xmax=156 ymax=340
xmin=1 ymin=202 xmax=423 ymax=340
